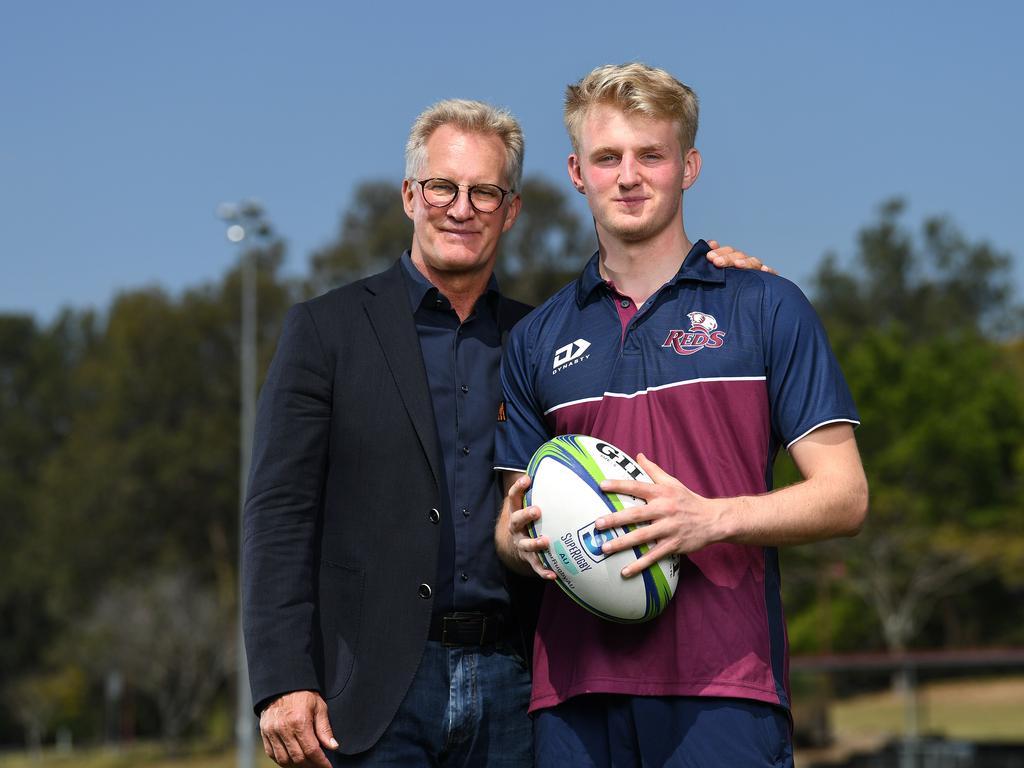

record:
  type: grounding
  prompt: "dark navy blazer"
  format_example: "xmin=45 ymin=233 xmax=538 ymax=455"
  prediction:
xmin=242 ymin=259 xmax=535 ymax=754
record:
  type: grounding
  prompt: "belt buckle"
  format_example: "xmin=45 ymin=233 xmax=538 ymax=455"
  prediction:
xmin=441 ymin=612 xmax=488 ymax=647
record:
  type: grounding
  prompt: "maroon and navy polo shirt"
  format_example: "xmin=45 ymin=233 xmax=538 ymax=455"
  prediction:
xmin=495 ymin=239 xmax=859 ymax=713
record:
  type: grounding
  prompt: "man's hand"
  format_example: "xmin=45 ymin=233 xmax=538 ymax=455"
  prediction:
xmin=705 ymin=239 xmax=777 ymax=274
xmin=499 ymin=473 xmax=559 ymax=580
xmin=260 ymin=690 xmax=338 ymax=768
xmin=595 ymin=425 xmax=868 ymax=578
xmin=596 ymin=454 xmax=727 ymax=577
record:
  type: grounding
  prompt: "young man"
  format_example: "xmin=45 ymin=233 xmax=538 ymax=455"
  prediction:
xmin=495 ymin=64 xmax=868 ymax=767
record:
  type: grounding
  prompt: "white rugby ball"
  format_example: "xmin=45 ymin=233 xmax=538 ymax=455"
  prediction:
xmin=525 ymin=434 xmax=679 ymax=623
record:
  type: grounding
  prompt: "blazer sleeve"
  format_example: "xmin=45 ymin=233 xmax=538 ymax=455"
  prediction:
xmin=242 ymin=302 xmax=333 ymax=712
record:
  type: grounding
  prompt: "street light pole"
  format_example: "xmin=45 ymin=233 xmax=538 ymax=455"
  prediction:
xmin=218 ymin=200 xmax=273 ymax=768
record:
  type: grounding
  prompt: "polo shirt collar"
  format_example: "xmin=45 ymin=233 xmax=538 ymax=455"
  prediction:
xmin=399 ymin=250 xmax=500 ymax=314
xmin=575 ymin=238 xmax=722 ymax=307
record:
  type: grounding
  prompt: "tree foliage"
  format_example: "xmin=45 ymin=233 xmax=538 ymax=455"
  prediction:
xmin=494 ymin=176 xmax=594 ymax=306
xmin=308 ymin=180 xmax=413 ymax=295
xmin=788 ymin=199 xmax=1024 ymax=653
xmin=75 ymin=570 xmax=231 ymax=748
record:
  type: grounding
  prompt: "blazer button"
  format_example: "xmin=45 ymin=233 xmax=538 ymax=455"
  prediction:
xmin=428 ymin=508 xmax=440 ymax=524
xmin=418 ymin=583 xmax=432 ymax=599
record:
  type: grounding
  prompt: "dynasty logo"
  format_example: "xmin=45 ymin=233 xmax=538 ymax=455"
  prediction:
xmin=552 ymin=338 xmax=591 ymax=374
xmin=662 ymin=312 xmax=726 ymax=356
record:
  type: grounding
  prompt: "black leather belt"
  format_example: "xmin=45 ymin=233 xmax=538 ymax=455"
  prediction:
xmin=428 ymin=611 xmax=507 ymax=647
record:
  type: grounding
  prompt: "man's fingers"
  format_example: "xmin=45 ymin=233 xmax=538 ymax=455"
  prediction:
xmin=704 ymin=244 xmax=776 ymax=274
xmin=600 ymin=518 xmax=663 ymax=555
xmin=621 ymin=540 xmax=676 ymax=577
xmin=516 ymin=536 xmax=558 ymax=580
xmin=267 ymin=734 xmax=287 ymax=766
xmin=635 ymin=453 xmax=678 ymax=485
xmin=732 ymin=252 xmax=762 ymax=269
xmin=506 ymin=474 xmax=531 ymax=504
xmin=600 ymin=478 xmax=653 ymax=500
xmin=278 ymin=731 xmax=305 ymax=766
xmin=514 ymin=535 xmax=558 ymax=580
xmin=532 ymin=557 xmax=559 ymax=580
xmin=594 ymin=506 xmax=656 ymax=532
xmin=261 ymin=730 xmax=275 ymax=762
xmin=313 ymin=700 xmax=339 ymax=752
xmin=297 ymin=732 xmax=333 ymax=768
xmin=508 ymin=505 xmax=541 ymax=534
xmin=517 ymin=533 xmax=549 ymax=552
xmin=532 ymin=559 xmax=559 ymax=580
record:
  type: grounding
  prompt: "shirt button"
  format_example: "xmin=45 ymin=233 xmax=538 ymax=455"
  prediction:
xmin=461 ymin=384 xmax=469 ymax=393
xmin=418 ymin=583 xmax=432 ymax=599
xmin=460 ymin=572 xmax=469 ymax=582
xmin=462 ymin=508 xmax=470 ymax=518
xmin=620 ymin=299 xmax=631 ymax=308
xmin=462 ymin=446 xmax=470 ymax=455
xmin=428 ymin=508 xmax=440 ymax=524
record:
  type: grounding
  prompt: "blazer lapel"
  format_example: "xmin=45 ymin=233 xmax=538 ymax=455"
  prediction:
xmin=362 ymin=262 xmax=442 ymax=491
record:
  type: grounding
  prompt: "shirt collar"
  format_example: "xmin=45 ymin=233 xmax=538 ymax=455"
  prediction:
xmin=399 ymin=250 xmax=500 ymax=314
xmin=575 ymin=239 xmax=722 ymax=307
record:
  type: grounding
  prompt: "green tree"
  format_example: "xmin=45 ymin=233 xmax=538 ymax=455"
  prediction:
xmin=495 ymin=176 xmax=593 ymax=306
xmin=308 ymin=180 xmax=412 ymax=294
xmin=28 ymin=243 xmax=295 ymax=618
xmin=795 ymin=200 xmax=1024 ymax=653
xmin=75 ymin=568 xmax=231 ymax=751
xmin=1 ymin=243 xmax=297 ymax=744
xmin=0 ymin=311 xmax=99 ymax=740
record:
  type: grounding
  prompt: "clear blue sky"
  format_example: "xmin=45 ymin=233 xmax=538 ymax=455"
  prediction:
xmin=2 ymin=1 xmax=1022 ymax=320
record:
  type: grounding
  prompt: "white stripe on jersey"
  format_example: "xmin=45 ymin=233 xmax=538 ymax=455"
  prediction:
xmin=542 ymin=375 xmax=768 ymax=416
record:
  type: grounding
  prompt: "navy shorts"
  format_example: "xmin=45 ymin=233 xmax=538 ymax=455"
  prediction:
xmin=534 ymin=694 xmax=793 ymax=768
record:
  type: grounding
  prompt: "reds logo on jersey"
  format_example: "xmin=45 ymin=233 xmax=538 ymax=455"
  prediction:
xmin=662 ymin=311 xmax=726 ymax=356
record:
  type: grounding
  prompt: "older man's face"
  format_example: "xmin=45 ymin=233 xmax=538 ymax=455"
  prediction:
xmin=403 ymin=124 xmax=520 ymax=282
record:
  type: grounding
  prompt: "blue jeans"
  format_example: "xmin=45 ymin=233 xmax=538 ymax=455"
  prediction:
xmin=331 ymin=641 xmax=533 ymax=767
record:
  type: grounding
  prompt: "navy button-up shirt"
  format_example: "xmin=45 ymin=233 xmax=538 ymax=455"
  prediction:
xmin=400 ymin=252 xmax=510 ymax=616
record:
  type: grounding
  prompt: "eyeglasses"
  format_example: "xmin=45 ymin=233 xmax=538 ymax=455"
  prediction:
xmin=414 ymin=178 xmax=511 ymax=214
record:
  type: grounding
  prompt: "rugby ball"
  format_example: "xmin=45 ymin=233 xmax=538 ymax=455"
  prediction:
xmin=525 ymin=434 xmax=679 ymax=623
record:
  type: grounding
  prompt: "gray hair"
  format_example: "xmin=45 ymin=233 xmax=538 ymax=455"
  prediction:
xmin=405 ymin=98 xmax=524 ymax=192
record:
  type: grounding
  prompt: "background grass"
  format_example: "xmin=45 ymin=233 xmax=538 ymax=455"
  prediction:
xmin=2 ymin=676 xmax=1021 ymax=767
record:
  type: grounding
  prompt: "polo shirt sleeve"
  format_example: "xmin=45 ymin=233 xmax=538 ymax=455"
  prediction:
xmin=762 ymin=276 xmax=860 ymax=450
xmin=495 ymin=323 xmax=549 ymax=473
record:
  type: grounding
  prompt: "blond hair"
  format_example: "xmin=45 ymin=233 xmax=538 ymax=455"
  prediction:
xmin=405 ymin=99 xmax=524 ymax=192
xmin=564 ymin=63 xmax=699 ymax=155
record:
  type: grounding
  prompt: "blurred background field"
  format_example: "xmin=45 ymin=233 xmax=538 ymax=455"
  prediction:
xmin=2 ymin=675 xmax=1020 ymax=767
xmin=829 ymin=677 xmax=1024 ymax=742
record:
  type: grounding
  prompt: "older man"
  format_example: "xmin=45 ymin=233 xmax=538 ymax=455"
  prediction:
xmin=243 ymin=97 xmax=764 ymax=767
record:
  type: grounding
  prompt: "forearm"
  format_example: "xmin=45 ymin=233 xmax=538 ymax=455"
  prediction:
xmin=715 ymin=457 xmax=868 ymax=548
xmin=716 ymin=424 xmax=867 ymax=547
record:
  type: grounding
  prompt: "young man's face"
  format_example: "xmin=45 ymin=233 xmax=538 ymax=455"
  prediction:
xmin=568 ymin=104 xmax=700 ymax=245
xmin=403 ymin=124 xmax=521 ymax=281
